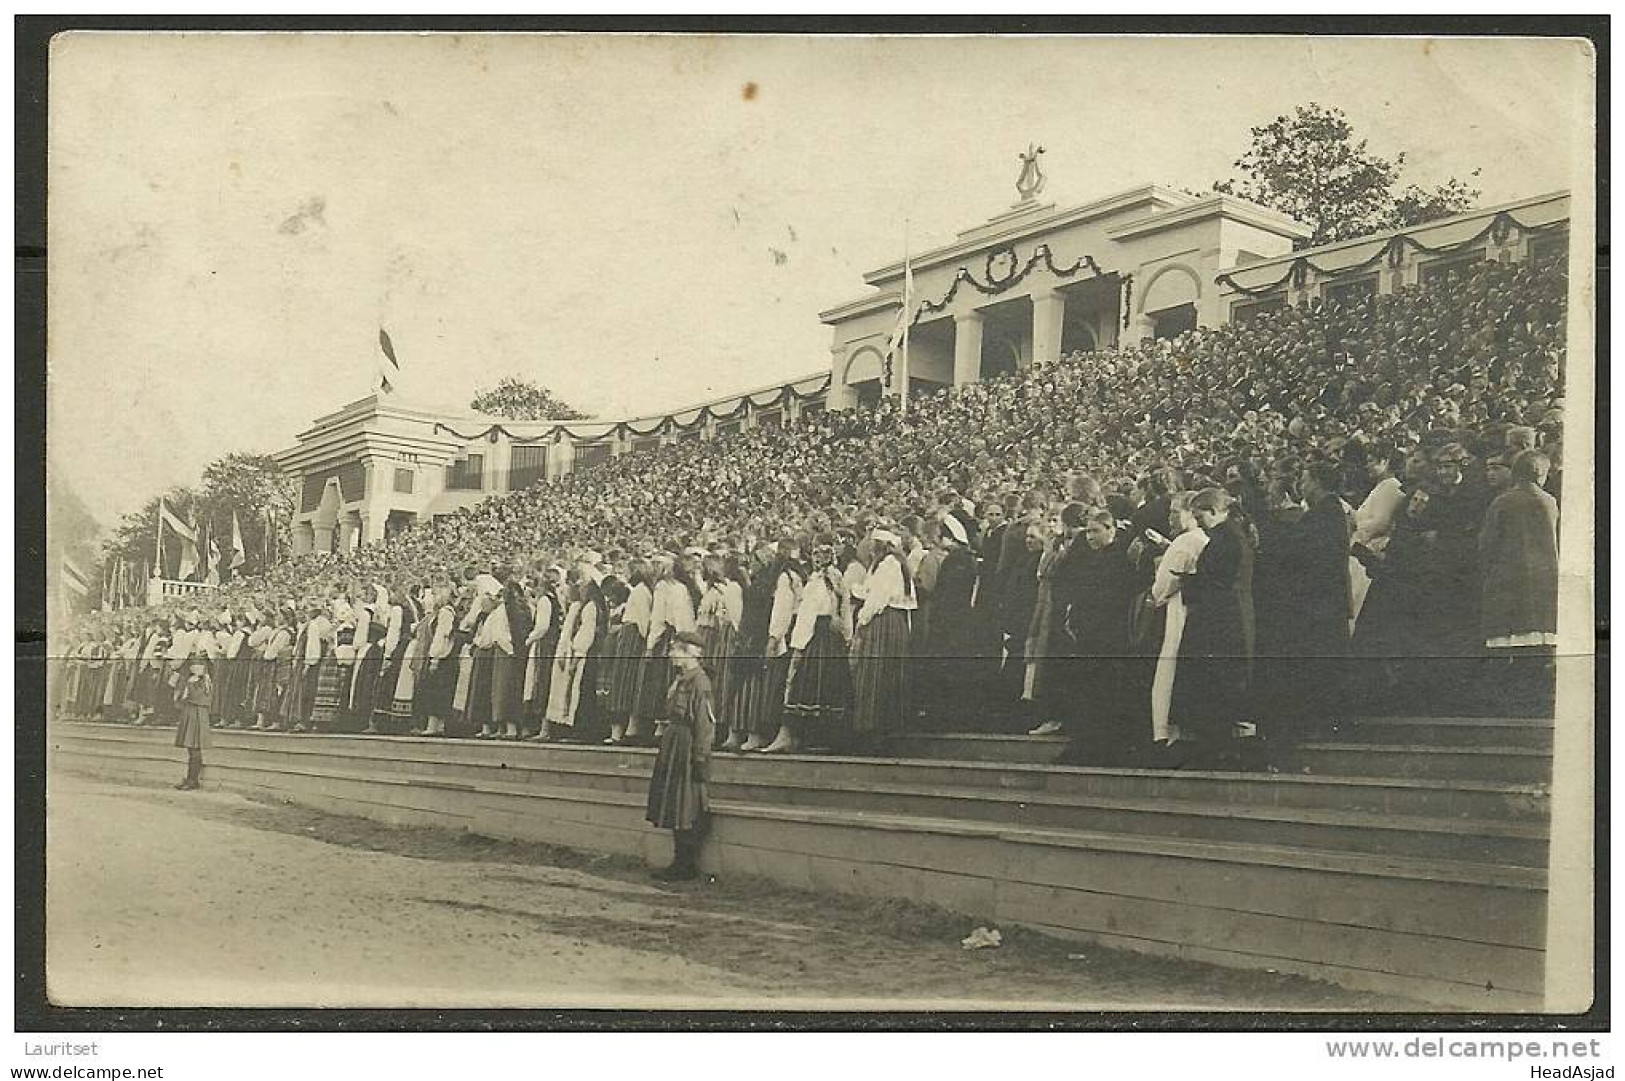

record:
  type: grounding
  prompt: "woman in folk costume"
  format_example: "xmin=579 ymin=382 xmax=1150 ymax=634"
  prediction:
xmin=731 ymin=540 xmax=802 ymax=752
xmin=1478 ymin=450 xmax=1560 ymax=717
xmin=1147 ymin=492 xmax=1207 ymax=748
xmin=411 ymin=584 xmax=460 ymax=737
xmin=919 ymin=515 xmax=978 ymax=729
xmin=282 ymin=603 xmax=330 ymax=732
xmin=308 ymin=616 xmax=357 ymax=734
xmin=628 ymin=555 xmax=696 ymax=746
xmin=644 ymin=630 xmax=718 ymax=882
xmin=602 ymin=561 xmax=652 ymax=745
xmin=200 ymin=613 xmax=230 ymax=727
xmin=77 ymin=635 xmax=110 ymax=720
xmin=239 ymin=607 xmax=271 ymax=727
xmin=173 ymin=660 xmax=214 ymax=790
xmin=781 ymin=538 xmax=854 ymax=752
xmin=220 ymin=612 xmax=255 ymax=728
xmin=694 ymin=555 xmax=741 ymax=720
xmin=348 ymin=600 xmax=390 ymax=734
xmin=487 ymin=575 xmax=533 ymax=740
xmin=538 ymin=567 xmax=603 ymax=741
xmin=449 ymin=582 xmax=488 ymax=738
xmin=467 ymin=574 xmax=510 ymax=739
xmin=849 ymin=528 xmax=917 ymax=745
xmin=102 ymin=630 xmax=139 ymax=722
xmin=520 ymin=565 xmax=563 ymax=738
xmin=162 ymin=611 xmax=204 ymax=726
xmin=372 ymin=587 xmax=417 ymax=735
xmin=719 ymin=543 xmax=774 ymax=751
xmin=132 ymin=620 xmax=170 ymax=725
xmin=252 ymin=610 xmax=295 ymax=729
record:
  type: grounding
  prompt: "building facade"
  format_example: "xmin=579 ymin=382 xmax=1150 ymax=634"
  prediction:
xmin=275 ymin=177 xmax=1570 ymax=557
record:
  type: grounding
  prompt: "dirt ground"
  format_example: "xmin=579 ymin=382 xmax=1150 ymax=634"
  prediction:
xmin=45 ymin=770 xmax=1416 ymax=1012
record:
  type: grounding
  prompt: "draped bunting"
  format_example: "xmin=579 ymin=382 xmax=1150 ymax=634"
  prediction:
xmin=1215 ymin=210 xmax=1567 ymax=299
xmin=428 ymin=374 xmax=834 ymax=448
xmin=914 ymin=244 xmax=1107 ymax=323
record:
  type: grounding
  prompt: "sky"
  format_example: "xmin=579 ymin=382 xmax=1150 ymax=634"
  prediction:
xmin=46 ymin=33 xmax=1593 ymax=527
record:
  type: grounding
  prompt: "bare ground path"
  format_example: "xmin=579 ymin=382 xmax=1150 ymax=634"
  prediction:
xmin=46 ymin=771 xmax=1414 ymax=1011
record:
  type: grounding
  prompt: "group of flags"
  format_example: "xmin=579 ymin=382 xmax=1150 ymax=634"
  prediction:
xmin=155 ymin=498 xmax=246 ymax=585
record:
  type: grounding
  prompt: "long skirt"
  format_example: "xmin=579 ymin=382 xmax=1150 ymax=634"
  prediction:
xmin=645 ymin=721 xmax=707 ymax=830
xmin=416 ymin=656 xmax=458 ymax=721
xmin=725 ymin=654 xmax=790 ymax=739
xmin=280 ymin=661 xmax=316 ymax=727
xmin=632 ymin=632 xmax=673 ymax=724
xmin=521 ymin=640 xmax=557 ymax=724
xmin=701 ymin=622 xmax=738 ymax=710
xmin=308 ymin=657 xmax=350 ymax=730
xmin=60 ymin=662 xmax=82 ymax=715
xmin=174 ymin=702 xmax=212 ymax=750
xmin=489 ymin=650 xmax=521 ymax=728
xmin=1150 ymin=595 xmax=1190 ymax=743
xmin=256 ymin=659 xmax=287 ymax=717
xmin=348 ymin=649 xmax=385 ymax=730
xmin=785 ymin=619 xmax=852 ymax=740
xmin=600 ymin=624 xmax=645 ymax=722
xmin=850 ymin=608 xmax=911 ymax=737
xmin=465 ymin=647 xmax=496 ymax=731
xmin=370 ymin=657 xmax=402 ymax=731
xmin=209 ymin=659 xmax=233 ymax=720
xmin=545 ymin=654 xmax=588 ymax=727
xmin=129 ymin=664 xmax=158 ymax=711
xmin=78 ymin=666 xmax=108 ymax=717
xmin=450 ymin=647 xmax=474 ymax=715
xmin=224 ymin=658 xmax=254 ymax=724
xmin=103 ymin=660 xmax=130 ymax=715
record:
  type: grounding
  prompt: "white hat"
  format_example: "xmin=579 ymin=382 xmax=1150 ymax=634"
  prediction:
xmin=871 ymin=529 xmax=901 ymax=548
xmin=474 ymin=573 xmax=503 ymax=598
xmin=373 ymin=584 xmax=390 ymax=610
xmin=940 ymin=515 xmax=968 ymax=547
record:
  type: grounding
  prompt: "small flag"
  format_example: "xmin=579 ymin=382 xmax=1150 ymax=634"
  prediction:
xmin=230 ymin=512 xmax=247 ymax=570
xmin=882 ymin=241 xmax=914 ymax=404
xmin=206 ymin=536 xmax=222 ymax=586
xmin=377 ymin=329 xmax=401 ymax=394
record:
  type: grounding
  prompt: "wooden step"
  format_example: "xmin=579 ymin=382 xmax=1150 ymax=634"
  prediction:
xmin=1333 ymin=716 xmax=1554 ymax=751
xmin=1294 ymin=742 xmax=1553 ymax=785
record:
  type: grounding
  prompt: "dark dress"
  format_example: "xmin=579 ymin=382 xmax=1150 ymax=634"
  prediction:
xmin=645 ymin=666 xmax=717 ymax=830
xmin=1260 ymin=494 xmax=1351 ymax=737
xmin=1479 ymin=483 xmax=1559 ymax=643
xmin=920 ymin=546 xmax=979 ymax=727
xmin=1170 ymin=517 xmax=1249 ymax=747
xmin=1051 ymin=533 xmax=1144 ymax=763
xmin=174 ymin=672 xmax=214 ymax=750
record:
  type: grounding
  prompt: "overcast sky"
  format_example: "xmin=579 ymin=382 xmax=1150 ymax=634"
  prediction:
xmin=47 ymin=32 xmax=1591 ymax=526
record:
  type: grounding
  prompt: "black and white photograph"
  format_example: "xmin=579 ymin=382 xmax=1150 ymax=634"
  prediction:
xmin=30 ymin=25 xmax=1599 ymax=1035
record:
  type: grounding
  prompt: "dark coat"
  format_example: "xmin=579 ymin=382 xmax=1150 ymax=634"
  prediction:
xmin=1479 ymin=483 xmax=1559 ymax=641
xmin=1172 ymin=516 xmax=1249 ymax=736
xmin=1276 ymin=493 xmax=1352 ymax=653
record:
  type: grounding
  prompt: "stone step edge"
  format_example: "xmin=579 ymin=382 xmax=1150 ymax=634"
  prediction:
xmin=1298 ymin=742 xmax=1554 ymax=759
xmin=86 ymin=747 xmax=1546 ymax=893
xmin=54 ymin=723 xmax=1553 ymax=798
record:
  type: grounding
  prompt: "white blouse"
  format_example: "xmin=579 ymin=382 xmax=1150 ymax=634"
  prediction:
xmin=857 ymin=555 xmax=917 ymax=626
xmin=789 ymin=570 xmax=849 ymax=649
xmin=1152 ymin=529 xmax=1209 ymax=606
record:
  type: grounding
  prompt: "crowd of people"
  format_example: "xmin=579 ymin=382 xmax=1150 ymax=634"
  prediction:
xmin=55 ymin=253 xmax=1569 ymax=785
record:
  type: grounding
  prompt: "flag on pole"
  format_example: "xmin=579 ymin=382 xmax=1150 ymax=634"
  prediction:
xmin=882 ymin=231 xmax=914 ymax=410
xmin=159 ymin=498 xmax=200 ymax=581
xmin=206 ymin=534 xmax=222 ymax=586
xmin=231 ymin=512 xmax=247 ymax=570
xmin=377 ymin=329 xmax=401 ymax=395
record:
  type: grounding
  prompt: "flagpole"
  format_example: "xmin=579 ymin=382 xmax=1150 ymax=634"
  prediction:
xmin=154 ymin=499 xmax=164 ymax=582
xmin=899 ymin=218 xmax=911 ymax=417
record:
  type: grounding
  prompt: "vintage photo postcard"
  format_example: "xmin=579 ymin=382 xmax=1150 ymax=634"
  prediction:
xmin=37 ymin=29 xmax=1598 ymax=1024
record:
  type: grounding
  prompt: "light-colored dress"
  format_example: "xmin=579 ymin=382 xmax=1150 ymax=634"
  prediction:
xmin=1150 ymin=527 xmax=1209 ymax=743
xmin=1350 ymin=476 xmax=1405 ymax=626
xmin=545 ymin=601 xmax=598 ymax=727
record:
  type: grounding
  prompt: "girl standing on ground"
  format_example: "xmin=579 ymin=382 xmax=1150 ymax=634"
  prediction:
xmin=645 ymin=630 xmax=717 ymax=881
xmin=174 ymin=661 xmax=213 ymax=790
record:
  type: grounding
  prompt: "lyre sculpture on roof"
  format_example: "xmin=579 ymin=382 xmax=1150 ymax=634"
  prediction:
xmin=1015 ymin=143 xmax=1047 ymax=203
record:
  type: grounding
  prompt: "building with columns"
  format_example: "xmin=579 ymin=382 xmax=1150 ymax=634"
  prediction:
xmin=272 ymin=171 xmax=1569 ymax=557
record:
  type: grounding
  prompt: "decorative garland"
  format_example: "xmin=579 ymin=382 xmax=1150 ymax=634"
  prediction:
xmin=913 ymin=244 xmax=1106 ymax=323
xmin=1121 ymin=274 xmax=1133 ymax=330
xmin=430 ymin=375 xmax=834 ymax=446
xmin=1215 ymin=210 xmax=1566 ymax=298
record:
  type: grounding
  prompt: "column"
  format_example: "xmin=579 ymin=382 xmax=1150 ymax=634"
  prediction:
xmin=953 ymin=310 xmax=985 ymax=387
xmin=312 ymin=521 xmax=334 ymax=554
xmin=1031 ymin=287 xmax=1065 ymax=366
xmin=293 ymin=521 xmax=314 ymax=556
xmin=1124 ymin=313 xmax=1156 ymax=346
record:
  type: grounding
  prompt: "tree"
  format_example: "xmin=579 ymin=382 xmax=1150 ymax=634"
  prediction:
xmin=1214 ymin=103 xmax=1481 ymax=248
xmin=198 ymin=452 xmax=296 ymax=575
xmin=470 ymin=376 xmax=591 ymax=421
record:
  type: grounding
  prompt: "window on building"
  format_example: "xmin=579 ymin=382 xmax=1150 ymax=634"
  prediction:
xmin=1150 ymin=304 xmax=1197 ymax=340
xmin=1419 ymin=250 xmax=1486 ymax=287
xmin=632 ymin=437 xmax=660 ymax=454
xmin=678 ymin=428 xmax=701 ymax=442
xmin=446 ymin=453 xmax=485 ymax=491
xmin=1230 ymin=295 xmax=1287 ymax=324
xmin=800 ymin=401 xmax=825 ymax=420
xmin=509 ymin=445 xmax=548 ymax=490
xmin=756 ymin=409 xmax=782 ymax=429
xmin=1527 ymin=232 xmax=1569 ymax=268
xmin=1324 ymin=275 xmax=1378 ymax=308
xmin=393 ymin=468 xmax=415 ymax=495
xmin=575 ymin=443 xmax=611 ymax=471
xmin=715 ymin=420 xmax=742 ymax=440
